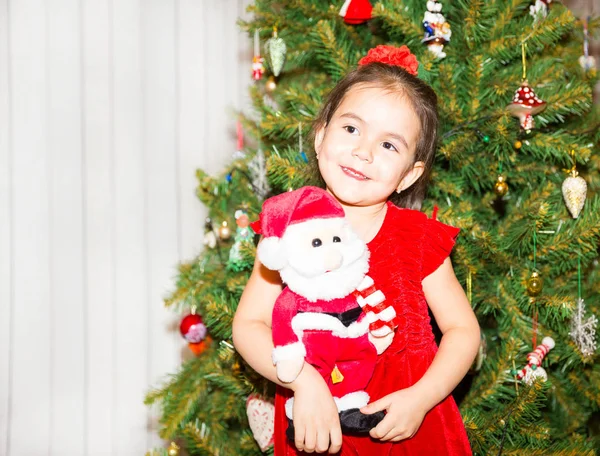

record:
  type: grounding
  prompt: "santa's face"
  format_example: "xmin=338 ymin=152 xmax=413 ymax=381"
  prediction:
xmin=278 ymin=217 xmax=369 ymax=301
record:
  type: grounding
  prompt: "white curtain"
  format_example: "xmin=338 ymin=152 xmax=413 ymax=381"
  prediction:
xmin=0 ymin=0 xmax=253 ymax=454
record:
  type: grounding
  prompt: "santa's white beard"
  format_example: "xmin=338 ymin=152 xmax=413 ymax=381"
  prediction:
xmin=280 ymin=247 xmax=369 ymax=302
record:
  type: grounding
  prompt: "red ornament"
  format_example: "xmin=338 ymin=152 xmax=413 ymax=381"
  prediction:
xmin=507 ymin=80 xmax=546 ymax=133
xmin=179 ymin=313 xmax=207 ymax=343
xmin=339 ymin=0 xmax=372 ymax=25
xmin=358 ymin=45 xmax=419 ymax=76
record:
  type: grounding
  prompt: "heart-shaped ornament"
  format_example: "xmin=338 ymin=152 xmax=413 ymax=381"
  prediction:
xmin=246 ymin=394 xmax=275 ymax=452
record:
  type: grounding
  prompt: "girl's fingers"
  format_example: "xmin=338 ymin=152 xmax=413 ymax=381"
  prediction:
xmin=380 ymin=426 xmax=402 ymax=441
xmin=370 ymin=418 xmax=394 ymax=439
xmin=315 ymin=429 xmax=330 ymax=453
xmin=329 ymin=426 xmax=343 ymax=454
xmin=303 ymin=424 xmax=317 ymax=453
xmin=294 ymin=423 xmax=305 ymax=451
xmin=390 ymin=433 xmax=409 ymax=442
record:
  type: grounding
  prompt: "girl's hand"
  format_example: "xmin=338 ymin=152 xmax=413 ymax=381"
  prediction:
xmin=291 ymin=375 xmax=342 ymax=453
xmin=360 ymin=387 xmax=428 ymax=442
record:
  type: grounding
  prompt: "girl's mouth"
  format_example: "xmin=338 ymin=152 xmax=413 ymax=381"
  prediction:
xmin=341 ymin=166 xmax=369 ymax=181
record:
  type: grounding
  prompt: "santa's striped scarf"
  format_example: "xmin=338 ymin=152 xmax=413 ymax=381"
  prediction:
xmin=352 ymin=276 xmax=399 ymax=337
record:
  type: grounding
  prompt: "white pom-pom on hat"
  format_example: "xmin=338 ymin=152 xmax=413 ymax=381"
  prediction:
xmin=542 ymin=336 xmax=555 ymax=349
xmin=257 ymin=236 xmax=287 ymax=271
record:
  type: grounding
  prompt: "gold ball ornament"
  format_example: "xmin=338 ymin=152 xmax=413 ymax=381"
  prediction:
xmin=218 ymin=221 xmax=231 ymax=240
xmin=168 ymin=442 xmax=180 ymax=456
xmin=526 ymin=271 xmax=543 ymax=297
xmin=494 ymin=175 xmax=509 ymax=197
xmin=265 ymin=76 xmax=277 ymax=92
xmin=514 ymin=140 xmax=522 ymax=150
xmin=562 ymin=170 xmax=587 ymax=219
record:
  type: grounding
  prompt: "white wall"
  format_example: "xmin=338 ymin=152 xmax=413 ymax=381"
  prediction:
xmin=0 ymin=0 xmax=253 ymax=454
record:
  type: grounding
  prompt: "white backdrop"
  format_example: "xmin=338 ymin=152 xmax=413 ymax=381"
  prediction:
xmin=0 ymin=0 xmax=253 ymax=454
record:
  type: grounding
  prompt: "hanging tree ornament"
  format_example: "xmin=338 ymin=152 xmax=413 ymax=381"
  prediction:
xmin=248 ymin=146 xmax=270 ymax=201
xmin=530 ymin=0 xmax=551 ymax=22
xmin=228 ymin=208 xmax=255 ymax=270
xmin=339 ymin=0 xmax=372 ymax=25
xmin=264 ymin=27 xmax=287 ymax=78
xmin=203 ymin=217 xmax=218 ymax=249
xmin=252 ymin=29 xmax=265 ymax=81
xmin=570 ymin=258 xmax=597 ymax=357
xmin=422 ymin=0 xmax=451 ymax=59
xmin=218 ymin=220 xmax=232 ymax=240
xmin=233 ymin=121 xmax=246 ymax=160
xmin=246 ymin=394 xmax=275 ymax=451
xmin=527 ymin=271 xmax=543 ymax=296
xmin=167 ymin=442 xmax=180 ymax=456
xmin=507 ymin=43 xmax=547 ymax=133
xmin=579 ymin=17 xmax=596 ymax=72
xmin=526 ymin=229 xmax=543 ymax=297
xmin=494 ymin=175 xmax=509 ymax=197
xmin=562 ymin=150 xmax=587 ymax=219
xmin=180 ymin=310 xmax=211 ymax=356
xmin=512 ymin=336 xmax=555 ymax=385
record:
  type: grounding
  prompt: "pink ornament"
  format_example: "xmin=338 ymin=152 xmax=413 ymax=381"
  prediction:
xmin=246 ymin=394 xmax=275 ymax=452
xmin=179 ymin=314 xmax=207 ymax=343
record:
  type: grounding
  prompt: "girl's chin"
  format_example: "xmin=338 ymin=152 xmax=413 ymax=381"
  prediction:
xmin=327 ymin=187 xmax=370 ymax=206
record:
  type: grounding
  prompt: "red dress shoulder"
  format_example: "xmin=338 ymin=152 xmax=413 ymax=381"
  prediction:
xmin=273 ymin=202 xmax=471 ymax=455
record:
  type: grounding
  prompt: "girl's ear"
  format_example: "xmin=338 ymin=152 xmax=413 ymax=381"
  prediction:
xmin=397 ymin=161 xmax=425 ymax=193
xmin=314 ymin=124 xmax=326 ymax=157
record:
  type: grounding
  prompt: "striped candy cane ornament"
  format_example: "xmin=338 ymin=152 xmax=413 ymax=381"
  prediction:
xmin=516 ymin=336 xmax=555 ymax=385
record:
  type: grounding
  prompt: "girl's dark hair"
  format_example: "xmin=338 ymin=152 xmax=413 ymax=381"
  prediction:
xmin=311 ymin=62 xmax=438 ymax=210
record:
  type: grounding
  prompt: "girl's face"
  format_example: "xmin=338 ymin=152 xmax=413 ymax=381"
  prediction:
xmin=314 ymin=84 xmax=424 ymax=207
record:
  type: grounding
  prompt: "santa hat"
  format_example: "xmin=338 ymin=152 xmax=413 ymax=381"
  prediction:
xmin=252 ymin=187 xmax=344 ymax=270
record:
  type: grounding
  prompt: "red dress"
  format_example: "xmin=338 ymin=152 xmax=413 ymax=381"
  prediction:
xmin=273 ymin=201 xmax=472 ymax=455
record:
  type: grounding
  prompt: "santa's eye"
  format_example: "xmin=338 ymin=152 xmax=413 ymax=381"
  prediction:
xmin=312 ymin=238 xmax=322 ymax=247
xmin=333 ymin=236 xmax=341 ymax=243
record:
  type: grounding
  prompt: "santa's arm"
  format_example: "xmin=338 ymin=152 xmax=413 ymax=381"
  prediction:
xmin=271 ymin=289 xmax=306 ymax=365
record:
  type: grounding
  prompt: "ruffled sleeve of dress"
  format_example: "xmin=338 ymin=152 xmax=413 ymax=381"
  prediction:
xmin=421 ymin=209 xmax=460 ymax=280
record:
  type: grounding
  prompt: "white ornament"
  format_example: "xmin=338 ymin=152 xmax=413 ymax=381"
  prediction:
xmin=570 ymin=297 xmax=598 ymax=358
xmin=529 ymin=0 xmax=550 ymax=21
xmin=562 ymin=172 xmax=587 ymax=219
xmin=248 ymin=148 xmax=270 ymax=201
xmin=203 ymin=230 xmax=217 ymax=249
xmin=524 ymin=365 xmax=548 ymax=385
xmin=579 ymin=55 xmax=596 ymax=72
xmin=246 ymin=395 xmax=275 ymax=452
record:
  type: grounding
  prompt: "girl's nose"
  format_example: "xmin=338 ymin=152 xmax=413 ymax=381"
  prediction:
xmin=352 ymin=142 xmax=374 ymax=163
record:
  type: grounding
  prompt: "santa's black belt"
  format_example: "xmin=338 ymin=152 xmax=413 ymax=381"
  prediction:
xmin=298 ymin=306 xmax=362 ymax=327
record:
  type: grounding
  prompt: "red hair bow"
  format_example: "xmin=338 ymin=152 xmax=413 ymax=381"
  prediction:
xmin=358 ymin=45 xmax=419 ymax=76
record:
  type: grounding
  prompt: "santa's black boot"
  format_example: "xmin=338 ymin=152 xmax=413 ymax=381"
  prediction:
xmin=286 ymin=418 xmax=295 ymax=442
xmin=339 ymin=408 xmax=385 ymax=435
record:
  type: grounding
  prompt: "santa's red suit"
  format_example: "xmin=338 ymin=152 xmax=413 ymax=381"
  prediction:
xmin=271 ymin=286 xmax=377 ymax=417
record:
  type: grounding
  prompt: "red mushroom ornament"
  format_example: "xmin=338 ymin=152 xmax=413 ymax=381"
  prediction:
xmin=507 ymin=80 xmax=546 ymax=133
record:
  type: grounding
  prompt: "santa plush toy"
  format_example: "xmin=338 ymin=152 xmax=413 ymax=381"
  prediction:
xmin=252 ymin=186 xmax=399 ymax=435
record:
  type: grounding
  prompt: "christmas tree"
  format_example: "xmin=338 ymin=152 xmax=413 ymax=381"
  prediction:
xmin=146 ymin=1 xmax=600 ymax=454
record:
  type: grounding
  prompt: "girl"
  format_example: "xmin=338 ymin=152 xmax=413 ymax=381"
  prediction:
xmin=232 ymin=45 xmax=480 ymax=455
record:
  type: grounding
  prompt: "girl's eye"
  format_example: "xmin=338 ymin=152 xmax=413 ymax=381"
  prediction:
xmin=344 ymin=126 xmax=358 ymax=134
xmin=382 ymin=141 xmax=398 ymax=152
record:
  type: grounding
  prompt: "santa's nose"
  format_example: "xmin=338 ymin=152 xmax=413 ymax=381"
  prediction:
xmin=323 ymin=250 xmax=343 ymax=272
